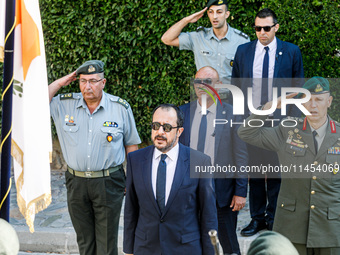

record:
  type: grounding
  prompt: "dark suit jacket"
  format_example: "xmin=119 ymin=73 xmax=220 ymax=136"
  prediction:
xmin=231 ymin=38 xmax=304 ymax=119
xmin=123 ymin=143 xmax=218 ymax=255
xmin=179 ymin=102 xmax=248 ymax=208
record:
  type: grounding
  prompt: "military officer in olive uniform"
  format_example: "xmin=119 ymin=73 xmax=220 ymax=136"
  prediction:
xmin=238 ymin=76 xmax=340 ymax=255
xmin=49 ymin=60 xmax=141 ymax=255
xmin=161 ymin=0 xmax=249 ymax=86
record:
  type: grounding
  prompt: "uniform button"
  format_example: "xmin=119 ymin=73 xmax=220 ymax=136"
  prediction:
xmin=311 ymin=190 xmax=315 ymax=195
xmin=218 ymin=53 xmax=221 ymax=56
xmin=87 ymin=168 xmax=90 ymax=170
xmin=89 ymin=143 xmax=91 ymax=145
xmin=311 ymin=205 xmax=315 ymax=209
xmin=312 ymin=176 xmax=317 ymax=180
xmin=88 ymin=155 xmax=90 ymax=158
xmin=293 ymin=152 xmax=296 ymax=155
xmin=281 ymin=203 xmax=284 ymax=207
xmin=314 ymin=161 xmax=318 ymax=165
xmin=160 ymin=219 xmax=164 ymax=223
xmin=89 ymin=130 xmax=92 ymax=132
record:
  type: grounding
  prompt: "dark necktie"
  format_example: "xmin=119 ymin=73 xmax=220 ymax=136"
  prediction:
xmin=261 ymin=46 xmax=269 ymax=105
xmin=156 ymin=154 xmax=167 ymax=213
xmin=197 ymin=113 xmax=207 ymax=153
xmin=312 ymin=130 xmax=318 ymax=154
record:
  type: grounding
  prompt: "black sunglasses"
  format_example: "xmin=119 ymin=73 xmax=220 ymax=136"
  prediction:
xmin=254 ymin=24 xmax=276 ymax=32
xmin=193 ymin=78 xmax=212 ymax=85
xmin=151 ymin=122 xmax=181 ymax=132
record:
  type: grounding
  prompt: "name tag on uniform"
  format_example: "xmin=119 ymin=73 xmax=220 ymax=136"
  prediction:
xmin=200 ymin=50 xmax=211 ymax=55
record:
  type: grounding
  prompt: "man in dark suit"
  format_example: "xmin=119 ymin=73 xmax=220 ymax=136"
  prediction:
xmin=180 ymin=66 xmax=248 ymax=255
xmin=231 ymin=8 xmax=304 ymax=236
xmin=124 ymin=104 xmax=218 ymax=255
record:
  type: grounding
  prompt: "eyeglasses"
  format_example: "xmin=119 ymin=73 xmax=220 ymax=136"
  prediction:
xmin=151 ymin=122 xmax=181 ymax=132
xmin=254 ymin=24 xmax=276 ymax=32
xmin=193 ymin=78 xmax=212 ymax=85
xmin=79 ymin=78 xmax=103 ymax=85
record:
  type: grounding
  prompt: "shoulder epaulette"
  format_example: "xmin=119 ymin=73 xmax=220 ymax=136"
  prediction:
xmin=60 ymin=93 xmax=76 ymax=100
xmin=196 ymin=26 xmax=206 ymax=33
xmin=110 ymin=97 xmax=130 ymax=109
xmin=233 ymin=28 xmax=249 ymax=40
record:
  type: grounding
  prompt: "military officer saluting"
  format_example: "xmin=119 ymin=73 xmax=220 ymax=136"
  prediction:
xmin=238 ymin=76 xmax=340 ymax=255
xmin=48 ymin=60 xmax=141 ymax=255
xmin=161 ymin=0 xmax=249 ymax=87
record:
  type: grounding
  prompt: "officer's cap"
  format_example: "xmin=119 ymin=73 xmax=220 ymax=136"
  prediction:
xmin=298 ymin=76 xmax=330 ymax=98
xmin=207 ymin=0 xmax=228 ymax=9
xmin=76 ymin=60 xmax=104 ymax=75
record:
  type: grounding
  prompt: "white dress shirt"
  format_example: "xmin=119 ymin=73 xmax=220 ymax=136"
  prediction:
xmin=252 ymin=37 xmax=277 ymax=109
xmin=190 ymin=101 xmax=216 ymax=163
xmin=152 ymin=143 xmax=179 ymax=205
xmin=311 ymin=118 xmax=328 ymax=151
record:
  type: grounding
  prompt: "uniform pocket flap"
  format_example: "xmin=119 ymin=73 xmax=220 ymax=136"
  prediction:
xmin=181 ymin=231 xmax=200 ymax=244
xmin=328 ymin=206 xmax=340 ymax=220
xmin=278 ymin=197 xmax=296 ymax=212
xmin=63 ymin=125 xmax=79 ymax=133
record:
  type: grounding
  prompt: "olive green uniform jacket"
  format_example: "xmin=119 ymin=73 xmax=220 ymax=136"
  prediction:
xmin=238 ymin=114 xmax=340 ymax=248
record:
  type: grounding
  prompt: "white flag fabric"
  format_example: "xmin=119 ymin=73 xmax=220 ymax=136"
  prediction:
xmin=9 ymin=0 xmax=52 ymax=232
xmin=0 ymin=0 xmax=5 ymax=62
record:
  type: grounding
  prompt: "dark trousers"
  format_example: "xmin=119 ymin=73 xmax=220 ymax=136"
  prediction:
xmin=65 ymin=168 xmax=125 ymax=255
xmin=248 ymin=144 xmax=281 ymax=223
xmin=217 ymin=204 xmax=240 ymax=255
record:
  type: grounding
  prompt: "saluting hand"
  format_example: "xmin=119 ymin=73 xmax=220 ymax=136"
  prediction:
xmin=57 ymin=71 xmax=77 ymax=88
xmin=263 ymin=92 xmax=299 ymax=111
xmin=185 ymin=7 xmax=208 ymax=23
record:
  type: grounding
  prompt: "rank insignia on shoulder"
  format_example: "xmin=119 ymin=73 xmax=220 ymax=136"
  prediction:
xmin=196 ymin=26 xmax=205 ymax=32
xmin=230 ymin=59 xmax=234 ymax=67
xmin=233 ymin=28 xmax=249 ymax=39
xmin=117 ymin=98 xmax=130 ymax=109
xmin=60 ymin=93 xmax=73 ymax=100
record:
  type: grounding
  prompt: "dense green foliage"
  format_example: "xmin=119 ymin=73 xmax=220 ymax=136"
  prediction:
xmin=1 ymin=0 xmax=339 ymax=142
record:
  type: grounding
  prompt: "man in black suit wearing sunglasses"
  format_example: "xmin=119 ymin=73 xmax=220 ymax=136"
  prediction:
xmin=124 ymin=104 xmax=217 ymax=255
xmin=231 ymin=8 xmax=304 ymax=237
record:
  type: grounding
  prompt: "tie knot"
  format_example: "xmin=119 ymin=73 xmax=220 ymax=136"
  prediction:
xmin=264 ymin=46 xmax=269 ymax=52
xmin=161 ymin=154 xmax=167 ymax=161
xmin=312 ymin=130 xmax=318 ymax=137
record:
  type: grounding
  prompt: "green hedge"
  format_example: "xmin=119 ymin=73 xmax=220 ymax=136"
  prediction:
xmin=1 ymin=0 xmax=339 ymax=142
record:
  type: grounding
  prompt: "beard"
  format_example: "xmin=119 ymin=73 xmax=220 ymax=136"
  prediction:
xmin=153 ymin=133 xmax=178 ymax=153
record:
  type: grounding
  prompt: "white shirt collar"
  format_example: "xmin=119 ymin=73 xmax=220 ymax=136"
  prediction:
xmin=153 ymin=142 xmax=179 ymax=162
xmin=256 ymin=36 xmax=277 ymax=52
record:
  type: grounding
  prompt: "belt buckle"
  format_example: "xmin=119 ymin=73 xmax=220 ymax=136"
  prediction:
xmin=85 ymin=171 xmax=93 ymax=177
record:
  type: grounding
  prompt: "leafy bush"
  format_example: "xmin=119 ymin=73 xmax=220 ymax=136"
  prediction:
xmin=1 ymin=0 xmax=339 ymax=142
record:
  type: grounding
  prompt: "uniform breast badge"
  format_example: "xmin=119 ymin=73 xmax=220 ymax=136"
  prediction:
xmin=107 ymin=133 xmax=113 ymax=142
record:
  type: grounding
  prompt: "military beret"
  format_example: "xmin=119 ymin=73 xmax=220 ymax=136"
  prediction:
xmin=76 ymin=60 xmax=104 ymax=75
xmin=298 ymin=76 xmax=330 ymax=98
xmin=207 ymin=0 xmax=228 ymax=9
xmin=248 ymin=231 xmax=299 ymax=255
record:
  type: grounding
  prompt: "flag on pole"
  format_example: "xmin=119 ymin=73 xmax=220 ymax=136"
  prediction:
xmin=0 ymin=0 xmax=5 ymax=62
xmin=2 ymin=0 xmax=53 ymax=232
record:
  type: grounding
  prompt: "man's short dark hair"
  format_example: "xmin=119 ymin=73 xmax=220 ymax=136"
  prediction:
xmin=152 ymin=104 xmax=184 ymax=128
xmin=255 ymin=8 xmax=278 ymax=24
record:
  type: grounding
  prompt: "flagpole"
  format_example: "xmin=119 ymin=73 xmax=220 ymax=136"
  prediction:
xmin=0 ymin=0 xmax=16 ymax=221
